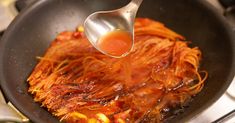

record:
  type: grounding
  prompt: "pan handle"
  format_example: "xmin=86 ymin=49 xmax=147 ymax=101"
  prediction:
xmin=0 ymin=89 xmax=29 ymax=123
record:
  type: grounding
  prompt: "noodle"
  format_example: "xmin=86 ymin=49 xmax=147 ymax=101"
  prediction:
xmin=27 ymin=18 xmax=207 ymax=123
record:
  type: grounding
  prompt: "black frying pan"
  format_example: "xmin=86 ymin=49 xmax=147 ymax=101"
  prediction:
xmin=0 ymin=0 xmax=235 ymax=123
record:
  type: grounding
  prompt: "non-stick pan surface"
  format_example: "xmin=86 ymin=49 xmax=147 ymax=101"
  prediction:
xmin=0 ymin=0 xmax=235 ymax=123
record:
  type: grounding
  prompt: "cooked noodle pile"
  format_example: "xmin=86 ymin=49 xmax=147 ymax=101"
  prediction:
xmin=27 ymin=18 xmax=207 ymax=123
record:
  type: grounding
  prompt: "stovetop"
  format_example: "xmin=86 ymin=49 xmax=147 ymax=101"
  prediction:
xmin=0 ymin=0 xmax=235 ymax=123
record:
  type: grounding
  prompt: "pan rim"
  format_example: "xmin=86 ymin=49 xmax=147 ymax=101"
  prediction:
xmin=174 ymin=0 xmax=235 ymax=122
xmin=0 ymin=0 xmax=60 ymax=123
xmin=0 ymin=0 xmax=235 ymax=123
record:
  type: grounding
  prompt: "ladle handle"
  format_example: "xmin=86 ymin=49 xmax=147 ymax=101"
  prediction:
xmin=131 ymin=0 xmax=144 ymax=7
xmin=124 ymin=0 xmax=143 ymax=13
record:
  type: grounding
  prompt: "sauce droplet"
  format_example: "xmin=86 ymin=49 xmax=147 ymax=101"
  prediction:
xmin=98 ymin=30 xmax=132 ymax=57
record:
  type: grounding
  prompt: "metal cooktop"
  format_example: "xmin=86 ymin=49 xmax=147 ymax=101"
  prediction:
xmin=0 ymin=0 xmax=235 ymax=123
